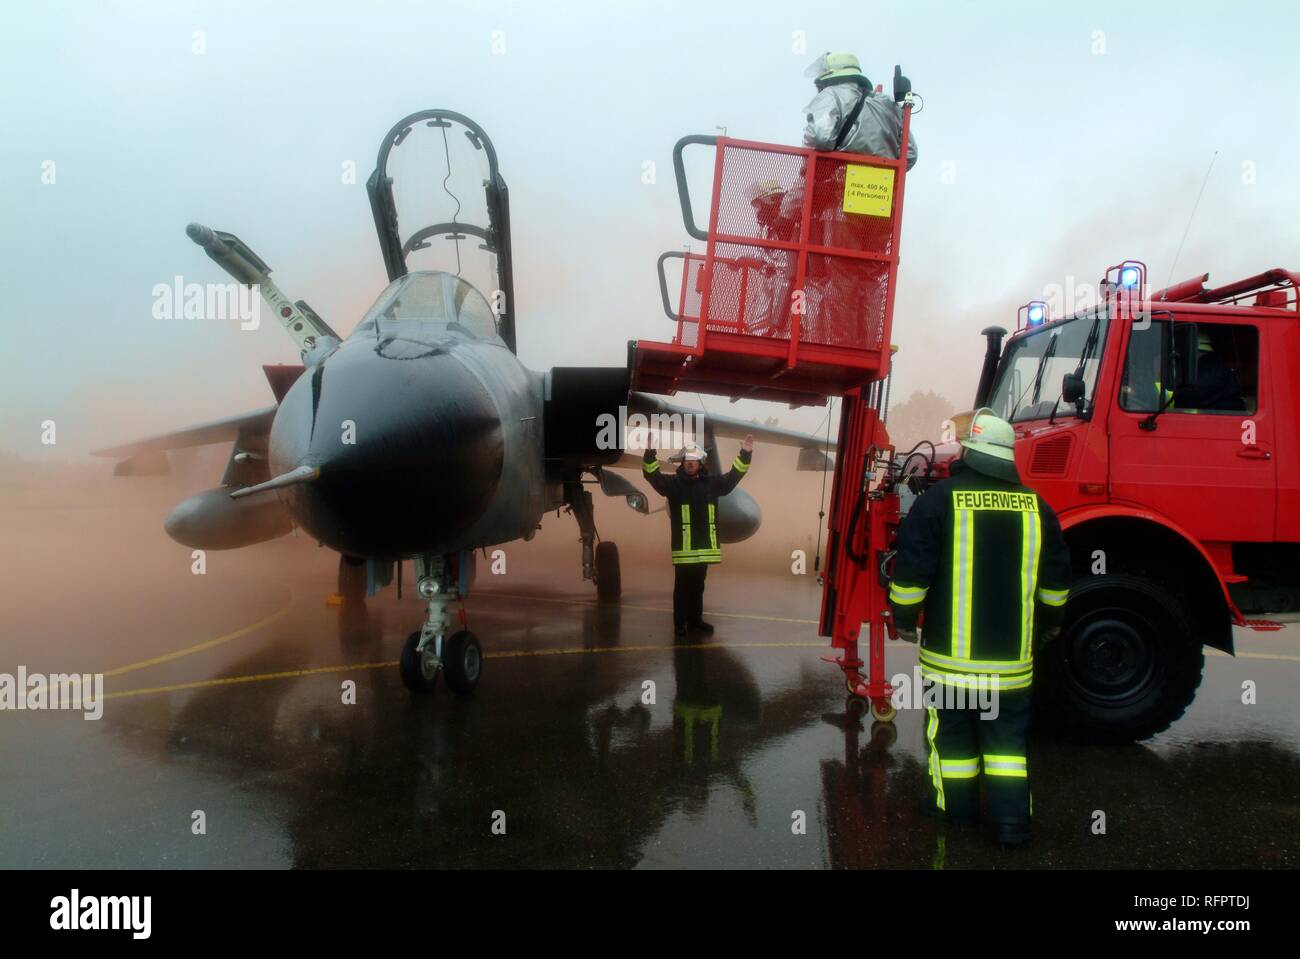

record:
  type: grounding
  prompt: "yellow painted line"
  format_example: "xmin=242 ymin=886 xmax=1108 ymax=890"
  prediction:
xmin=104 ymin=659 xmax=396 ymax=700
xmin=481 ymin=640 xmax=824 ymax=659
xmin=106 ymin=640 xmax=827 ymax=701
xmin=101 ymin=588 xmax=296 ymax=679
xmin=486 ymin=591 xmax=819 ymax=626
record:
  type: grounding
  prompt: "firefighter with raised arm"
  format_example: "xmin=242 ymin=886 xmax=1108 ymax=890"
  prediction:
xmin=799 ymin=52 xmax=918 ymax=167
xmin=643 ymin=435 xmax=754 ymax=637
xmin=780 ymin=52 xmax=919 ymax=347
xmin=887 ymin=410 xmax=1071 ymax=845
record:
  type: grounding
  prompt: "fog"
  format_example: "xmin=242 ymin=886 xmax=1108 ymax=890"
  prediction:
xmin=2 ymin=0 xmax=1296 ymax=464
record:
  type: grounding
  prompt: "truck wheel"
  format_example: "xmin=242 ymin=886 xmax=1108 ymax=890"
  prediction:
xmin=1037 ymin=573 xmax=1204 ymax=744
xmin=595 ymin=541 xmax=621 ymax=602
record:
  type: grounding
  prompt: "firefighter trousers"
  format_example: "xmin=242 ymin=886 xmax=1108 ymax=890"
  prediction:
xmin=672 ymin=564 xmax=709 ymax=628
xmin=923 ymin=684 xmax=1032 ymax=824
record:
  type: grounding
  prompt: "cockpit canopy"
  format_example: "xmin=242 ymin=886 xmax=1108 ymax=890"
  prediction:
xmin=353 ymin=271 xmax=500 ymax=343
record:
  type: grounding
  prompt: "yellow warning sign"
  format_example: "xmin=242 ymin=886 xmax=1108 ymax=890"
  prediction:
xmin=842 ymin=164 xmax=894 ymax=217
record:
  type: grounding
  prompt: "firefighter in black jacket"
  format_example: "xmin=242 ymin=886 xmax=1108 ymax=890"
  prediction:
xmin=888 ymin=409 xmax=1071 ymax=845
xmin=643 ymin=436 xmax=753 ymax=636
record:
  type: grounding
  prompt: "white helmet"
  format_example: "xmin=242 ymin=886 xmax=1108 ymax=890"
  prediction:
xmin=671 ymin=443 xmax=708 ymax=464
xmin=952 ymin=408 xmax=1019 ymax=482
xmin=747 ymin=178 xmax=785 ymax=203
xmin=805 ymin=52 xmax=867 ymax=85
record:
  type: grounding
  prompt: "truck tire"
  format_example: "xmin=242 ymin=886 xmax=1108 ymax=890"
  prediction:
xmin=1036 ymin=572 xmax=1204 ymax=744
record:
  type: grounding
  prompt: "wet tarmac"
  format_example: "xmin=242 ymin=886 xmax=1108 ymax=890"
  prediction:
xmin=1 ymin=503 xmax=1297 ymax=869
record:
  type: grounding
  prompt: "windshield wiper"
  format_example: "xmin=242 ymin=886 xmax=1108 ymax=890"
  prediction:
xmin=1029 ymin=334 xmax=1058 ymax=406
xmin=1060 ymin=308 xmax=1104 ymax=420
xmin=1005 ymin=335 xmax=1055 ymax=420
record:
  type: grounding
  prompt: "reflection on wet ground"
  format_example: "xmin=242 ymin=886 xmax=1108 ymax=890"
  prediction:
xmin=1 ymin=508 xmax=1296 ymax=868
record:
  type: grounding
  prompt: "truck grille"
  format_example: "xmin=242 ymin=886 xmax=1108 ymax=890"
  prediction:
xmin=1029 ymin=434 xmax=1072 ymax=476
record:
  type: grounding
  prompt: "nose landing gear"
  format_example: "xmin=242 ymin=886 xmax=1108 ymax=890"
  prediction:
xmin=400 ymin=553 xmax=482 ymax=696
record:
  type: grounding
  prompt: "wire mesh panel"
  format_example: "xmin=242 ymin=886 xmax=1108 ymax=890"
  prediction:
xmin=807 ymin=153 xmax=897 ymax=257
xmin=676 ymin=254 xmax=705 ymax=348
xmin=799 ymin=254 xmax=891 ymax=349
xmin=638 ymin=121 xmax=911 ymax=405
xmin=695 ymin=138 xmax=902 ymax=359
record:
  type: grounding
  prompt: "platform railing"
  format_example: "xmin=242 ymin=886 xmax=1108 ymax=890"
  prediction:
xmin=661 ymin=101 xmax=912 ymax=379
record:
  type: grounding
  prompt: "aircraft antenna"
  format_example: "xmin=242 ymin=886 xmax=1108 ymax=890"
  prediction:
xmin=1164 ymin=151 xmax=1217 ymax=295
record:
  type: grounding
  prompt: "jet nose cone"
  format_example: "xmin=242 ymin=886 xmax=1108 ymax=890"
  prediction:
xmin=268 ymin=341 xmax=504 ymax=556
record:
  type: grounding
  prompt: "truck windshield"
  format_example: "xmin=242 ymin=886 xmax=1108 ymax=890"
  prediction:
xmin=986 ymin=312 xmax=1108 ymax=423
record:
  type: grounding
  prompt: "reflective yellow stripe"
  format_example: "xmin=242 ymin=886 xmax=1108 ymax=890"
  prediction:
xmin=644 ymin=460 xmax=660 ymax=474
xmin=708 ymin=503 xmax=717 ymax=550
xmin=951 ymin=504 xmax=974 ymax=659
xmin=939 ymin=758 xmax=980 ymax=779
xmin=983 ymin=755 xmax=1028 ymax=778
xmin=1037 ymin=587 xmax=1068 ymax=607
xmin=920 ymin=666 xmax=1033 ymax=691
xmin=1020 ymin=509 xmax=1041 ymax=661
xmin=732 ymin=456 xmax=749 ymax=473
xmin=681 ymin=504 xmax=691 ymax=553
xmin=672 ymin=549 xmax=721 ymax=564
xmin=925 ymin=707 xmax=945 ymax=811
xmin=889 ymin=582 xmax=928 ymax=605
xmin=920 ymin=649 xmax=1032 ymax=674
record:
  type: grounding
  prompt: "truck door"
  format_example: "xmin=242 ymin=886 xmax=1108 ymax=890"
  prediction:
xmin=1109 ymin=317 xmax=1275 ymax=541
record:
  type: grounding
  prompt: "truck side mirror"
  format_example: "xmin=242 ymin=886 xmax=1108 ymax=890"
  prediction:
xmin=1062 ymin=372 xmax=1086 ymax=405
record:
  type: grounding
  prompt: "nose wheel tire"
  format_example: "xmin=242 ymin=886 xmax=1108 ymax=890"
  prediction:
xmin=442 ymin=630 xmax=483 ymax=696
xmin=400 ymin=631 xmax=441 ymax=695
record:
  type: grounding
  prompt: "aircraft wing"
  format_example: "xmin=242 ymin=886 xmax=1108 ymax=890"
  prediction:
xmin=92 ymin=407 xmax=276 ymax=458
xmin=626 ymin=391 xmax=836 ymax=452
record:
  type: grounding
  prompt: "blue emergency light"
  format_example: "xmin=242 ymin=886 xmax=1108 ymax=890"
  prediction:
xmin=1120 ymin=266 xmax=1141 ymax=288
xmin=1027 ymin=304 xmax=1046 ymax=325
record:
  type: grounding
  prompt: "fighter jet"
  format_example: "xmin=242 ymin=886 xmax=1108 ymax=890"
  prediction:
xmin=95 ymin=110 xmax=831 ymax=697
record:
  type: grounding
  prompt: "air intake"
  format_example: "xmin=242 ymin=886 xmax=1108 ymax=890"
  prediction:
xmin=1029 ymin=434 xmax=1072 ymax=476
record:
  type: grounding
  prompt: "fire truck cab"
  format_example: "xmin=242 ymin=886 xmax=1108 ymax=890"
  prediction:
xmin=966 ymin=263 xmax=1300 ymax=741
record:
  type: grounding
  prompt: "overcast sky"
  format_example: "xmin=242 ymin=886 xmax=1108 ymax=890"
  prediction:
xmin=2 ymin=0 xmax=1297 ymax=455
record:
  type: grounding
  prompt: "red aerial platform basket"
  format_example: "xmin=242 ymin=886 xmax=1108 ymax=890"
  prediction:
xmin=631 ymin=92 xmax=917 ymax=719
xmin=632 ymin=114 xmax=910 ymax=407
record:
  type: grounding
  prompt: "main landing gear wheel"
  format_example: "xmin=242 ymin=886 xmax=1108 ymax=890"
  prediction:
xmin=442 ymin=630 xmax=483 ymax=695
xmin=400 ymin=631 xmax=440 ymax=695
xmin=595 ymin=541 xmax=621 ymax=602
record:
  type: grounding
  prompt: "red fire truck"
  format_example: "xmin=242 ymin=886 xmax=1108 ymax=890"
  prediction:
xmin=631 ymin=74 xmax=1297 ymax=743
xmin=959 ymin=263 xmax=1298 ymax=742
